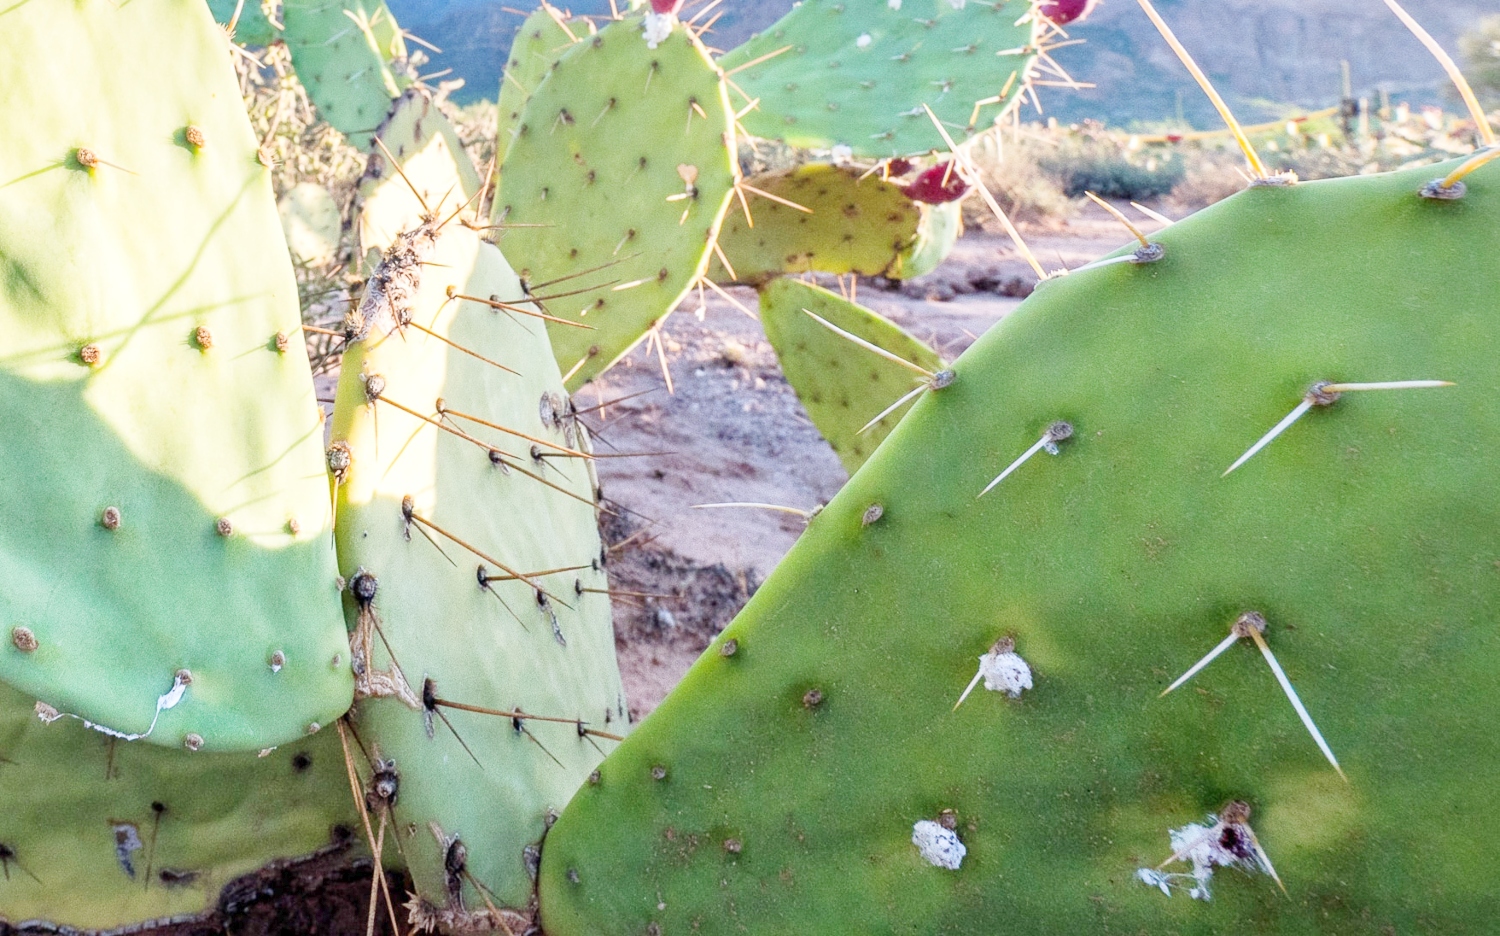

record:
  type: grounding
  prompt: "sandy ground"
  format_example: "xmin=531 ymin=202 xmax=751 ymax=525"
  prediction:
xmin=587 ymin=214 xmax=1134 ymax=719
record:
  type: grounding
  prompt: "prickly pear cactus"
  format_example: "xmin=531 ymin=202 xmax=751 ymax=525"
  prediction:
xmin=720 ymin=0 xmax=1041 ymax=158
xmin=282 ymin=0 xmax=408 ymax=148
xmin=330 ymin=135 xmax=625 ymax=925
xmin=708 ymin=164 xmax=947 ymax=284
xmin=0 ymin=682 xmax=359 ymax=929
xmin=207 ymin=0 xmax=277 ymax=45
xmin=357 ymin=89 xmax=482 ymax=273
xmin=537 ymin=158 xmax=1500 ymax=934
xmin=495 ymin=4 xmax=585 ymax=167
xmin=495 ymin=12 xmax=738 ymax=389
xmin=759 ymin=278 xmax=944 ymax=473
xmin=0 ymin=0 xmax=351 ymax=752
xmin=279 ymin=181 xmax=343 ymax=266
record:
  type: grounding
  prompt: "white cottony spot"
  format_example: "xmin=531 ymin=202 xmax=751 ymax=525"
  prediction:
xmin=979 ymin=645 xmax=1032 ymax=698
xmin=948 ymin=0 xmax=967 ymax=8
xmin=830 ymin=144 xmax=854 ymax=165
xmin=912 ymin=820 xmax=966 ymax=870
xmin=642 ymin=12 xmax=674 ymax=49
xmin=888 ymin=0 xmax=902 ymax=8
xmin=1138 ymin=802 xmax=1284 ymax=901
xmin=856 ymin=33 xmax=873 ymax=49
xmin=953 ymin=636 xmax=1032 ymax=710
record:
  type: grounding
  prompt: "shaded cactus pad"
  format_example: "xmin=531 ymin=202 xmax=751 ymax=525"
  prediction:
xmin=538 ymin=159 xmax=1500 ymax=935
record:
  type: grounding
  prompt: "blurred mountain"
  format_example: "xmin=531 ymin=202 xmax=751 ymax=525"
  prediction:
xmin=389 ymin=0 xmax=1495 ymax=126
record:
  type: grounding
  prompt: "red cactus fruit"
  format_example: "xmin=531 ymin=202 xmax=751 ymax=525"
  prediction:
xmin=651 ymin=0 xmax=685 ymax=14
xmin=905 ymin=163 xmax=970 ymax=204
xmin=1038 ymin=0 xmax=1098 ymax=25
xmin=886 ymin=157 xmax=915 ymax=178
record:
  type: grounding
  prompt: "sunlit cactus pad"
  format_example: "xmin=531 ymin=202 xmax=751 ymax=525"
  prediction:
xmin=496 ymin=13 xmax=737 ymax=389
xmin=538 ymin=158 xmax=1500 ymax=935
xmin=332 ymin=140 xmax=624 ymax=920
xmin=759 ymin=278 xmax=943 ymax=473
xmin=0 ymin=0 xmax=351 ymax=752
xmin=720 ymin=0 xmax=1040 ymax=158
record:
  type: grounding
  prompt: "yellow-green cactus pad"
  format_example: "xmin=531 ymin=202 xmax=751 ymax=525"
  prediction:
xmin=0 ymin=0 xmax=351 ymax=752
xmin=708 ymin=164 xmax=933 ymax=285
xmin=720 ymin=0 xmax=1041 ymax=158
xmin=332 ymin=153 xmax=625 ymax=918
xmin=539 ymin=158 xmax=1500 ymax=934
xmin=279 ymin=182 xmax=343 ymax=265
xmin=760 ymin=278 xmax=943 ymax=473
xmin=283 ymin=0 xmax=407 ymax=148
xmin=0 ymin=681 xmax=359 ymax=930
xmin=496 ymin=13 xmax=738 ymax=389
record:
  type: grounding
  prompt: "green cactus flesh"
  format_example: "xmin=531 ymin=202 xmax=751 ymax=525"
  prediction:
xmin=331 ymin=153 xmax=625 ymax=917
xmin=719 ymin=0 xmax=1040 ymax=159
xmin=0 ymin=680 xmax=359 ymax=930
xmin=900 ymin=198 xmax=964 ymax=281
xmin=495 ymin=5 xmax=585 ymax=168
xmin=282 ymin=0 xmax=407 ymax=149
xmin=495 ymin=14 xmax=737 ymax=390
xmin=279 ymin=181 xmax=343 ymax=266
xmin=537 ymin=158 xmax=1500 ymax=935
xmin=207 ymin=0 xmax=277 ymax=46
xmin=759 ymin=278 xmax=944 ymax=474
xmin=0 ymin=0 xmax=351 ymax=752
xmin=708 ymin=164 xmax=932 ymax=285
xmin=357 ymin=90 xmax=482 ymax=273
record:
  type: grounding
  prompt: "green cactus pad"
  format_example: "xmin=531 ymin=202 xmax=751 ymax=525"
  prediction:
xmin=283 ymin=0 xmax=407 ymax=149
xmin=495 ymin=5 xmax=585 ymax=168
xmin=357 ymin=90 xmax=482 ymax=271
xmin=901 ymin=198 xmax=964 ymax=280
xmin=0 ymin=680 xmax=359 ymax=930
xmin=720 ymin=0 xmax=1040 ymax=159
xmin=759 ymin=278 xmax=943 ymax=473
xmin=279 ymin=181 xmax=343 ymax=265
xmin=0 ymin=0 xmax=351 ymax=752
xmin=207 ymin=0 xmax=277 ymax=46
xmin=332 ymin=156 xmax=625 ymax=917
xmin=539 ymin=158 xmax=1500 ymax=935
xmin=495 ymin=13 xmax=737 ymax=389
xmin=707 ymin=164 xmax=934 ymax=285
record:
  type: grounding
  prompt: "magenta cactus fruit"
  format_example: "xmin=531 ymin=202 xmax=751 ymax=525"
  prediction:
xmin=1038 ymin=0 xmax=1098 ymax=25
xmin=905 ymin=163 xmax=970 ymax=204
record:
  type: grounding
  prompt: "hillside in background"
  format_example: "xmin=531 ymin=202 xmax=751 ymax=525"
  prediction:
xmin=387 ymin=0 xmax=1495 ymax=127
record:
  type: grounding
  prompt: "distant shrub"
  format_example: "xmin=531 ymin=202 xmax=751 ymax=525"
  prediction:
xmin=1040 ymin=134 xmax=1185 ymax=199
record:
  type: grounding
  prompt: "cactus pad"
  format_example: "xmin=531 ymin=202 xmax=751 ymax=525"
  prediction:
xmin=708 ymin=164 xmax=937 ymax=285
xmin=279 ymin=182 xmax=343 ymax=265
xmin=0 ymin=0 xmax=351 ymax=752
xmin=719 ymin=0 xmax=1040 ymax=159
xmin=538 ymin=158 xmax=1500 ymax=934
xmin=759 ymin=278 xmax=943 ymax=473
xmin=357 ymin=90 xmax=482 ymax=271
xmin=331 ymin=143 xmax=625 ymax=919
xmin=0 ymin=680 xmax=358 ymax=930
xmin=495 ymin=5 xmax=585 ymax=168
xmin=282 ymin=0 xmax=407 ymax=149
xmin=207 ymin=0 xmax=277 ymax=46
xmin=496 ymin=13 xmax=738 ymax=389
